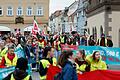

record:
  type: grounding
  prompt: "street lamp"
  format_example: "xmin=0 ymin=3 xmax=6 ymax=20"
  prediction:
xmin=34 ymin=1 xmax=36 ymax=20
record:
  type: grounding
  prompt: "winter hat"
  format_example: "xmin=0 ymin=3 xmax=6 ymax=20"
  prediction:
xmin=16 ymin=57 xmax=28 ymax=71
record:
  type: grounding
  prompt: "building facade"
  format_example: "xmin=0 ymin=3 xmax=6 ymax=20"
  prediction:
xmin=86 ymin=0 xmax=120 ymax=47
xmin=49 ymin=10 xmax=63 ymax=34
xmin=77 ymin=0 xmax=88 ymax=34
xmin=0 ymin=0 xmax=49 ymax=34
xmin=67 ymin=1 xmax=78 ymax=32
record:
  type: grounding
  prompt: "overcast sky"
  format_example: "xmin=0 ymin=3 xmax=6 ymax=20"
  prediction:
xmin=50 ymin=0 xmax=75 ymax=15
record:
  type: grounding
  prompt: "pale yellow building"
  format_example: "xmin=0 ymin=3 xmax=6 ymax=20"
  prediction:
xmin=0 ymin=0 xmax=49 ymax=35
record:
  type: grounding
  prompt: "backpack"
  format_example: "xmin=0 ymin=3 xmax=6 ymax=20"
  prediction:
xmin=54 ymin=71 xmax=63 ymax=80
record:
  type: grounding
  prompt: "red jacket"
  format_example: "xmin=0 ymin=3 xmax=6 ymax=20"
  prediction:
xmin=46 ymin=65 xmax=61 ymax=80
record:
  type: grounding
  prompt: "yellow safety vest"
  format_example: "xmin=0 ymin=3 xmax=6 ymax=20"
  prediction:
xmin=40 ymin=58 xmax=57 ymax=80
xmin=40 ymin=59 xmax=50 ymax=80
xmin=11 ymin=74 xmax=30 ymax=80
xmin=52 ymin=57 xmax=57 ymax=66
xmin=4 ymin=54 xmax=18 ymax=67
xmin=90 ymin=61 xmax=107 ymax=71
xmin=75 ymin=63 xmax=80 ymax=73
xmin=60 ymin=36 xmax=65 ymax=43
xmin=0 ymin=47 xmax=8 ymax=57
xmin=79 ymin=64 xmax=87 ymax=72
xmin=38 ymin=41 xmax=44 ymax=48
xmin=54 ymin=41 xmax=61 ymax=51
xmin=98 ymin=38 xmax=107 ymax=46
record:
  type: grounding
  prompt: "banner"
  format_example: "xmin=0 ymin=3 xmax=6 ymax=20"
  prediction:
xmin=47 ymin=65 xmax=120 ymax=80
xmin=0 ymin=67 xmax=15 ymax=79
xmin=61 ymin=45 xmax=120 ymax=65
xmin=61 ymin=44 xmax=78 ymax=51
xmin=78 ymin=70 xmax=120 ymax=80
xmin=79 ymin=46 xmax=120 ymax=65
xmin=0 ymin=64 xmax=32 ymax=79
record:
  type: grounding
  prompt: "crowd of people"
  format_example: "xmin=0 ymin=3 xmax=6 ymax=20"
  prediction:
xmin=0 ymin=32 xmax=111 ymax=80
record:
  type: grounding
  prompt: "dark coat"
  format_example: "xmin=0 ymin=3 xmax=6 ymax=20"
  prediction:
xmin=3 ymin=69 xmax=32 ymax=80
xmin=107 ymin=39 xmax=113 ymax=47
xmin=62 ymin=61 xmax=78 ymax=80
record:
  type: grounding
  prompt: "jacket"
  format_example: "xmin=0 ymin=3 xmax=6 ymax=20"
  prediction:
xmin=62 ymin=61 xmax=78 ymax=80
xmin=86 ymin=54 xmax=107 ymax=71
xmin=0 ymin=53 xmax=17 ymax=67
xmin=3 ymin=68 xmax=32 ymax=80
xmin=39 ymin=57 xmax=57 ymax=80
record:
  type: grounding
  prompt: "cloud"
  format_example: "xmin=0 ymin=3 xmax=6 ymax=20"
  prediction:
xmin=50 ymin=0 xmax=75 ymax=15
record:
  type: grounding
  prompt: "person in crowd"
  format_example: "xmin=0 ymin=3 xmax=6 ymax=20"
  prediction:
xmin=67 ymin=38 xmax=73 ymax=45
xmin=25 ymin=39 xmax=33 ymax=59
xmin=5 ymin=36 xmax=13 ymax=47
xmin=39 ymin=47 xmax=57 ymax=80
xmin=3 ymin=57 xmax=32 ymax=80
xmin=97 ymin=34 xmax=107 ymax=47
xmin=107 ymin=36 xmax=113 ymax=47
xmin=80 ymin=35 xmax=87 ymax=46
xmin=72 ymin=33 xmax=80 ymax=45
xmin=59 ymin=33 xmax=67 ymax=44
xmin=0 ymin=44 xmax=18 ymax=67
xmin=14 ymin=38 xmax=25 ymax=58
xmin=38 ymin=36 xmax=46 ymax=49
xmin=75 ymin=50 xmax=90 ymax=73
xmin=0 ymin=40 xmax=8 ymax=60
xmin=86 ymin=51 xmax=107 ymax=71
xmin=58 ymin=50 xmax=78 ymax=80
xmin=17 ymin=33 xmax=26 ymax=46
xmin=88 ymin=35 xmax=96 ymax=46
xmin=54 ymin=37 xmax=61 ymax=59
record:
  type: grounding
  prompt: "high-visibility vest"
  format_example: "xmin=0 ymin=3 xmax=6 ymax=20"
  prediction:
xmin=75 ymin=63 xmax=80 ymax=73
xmin=52 ymin=57 xmax=57 ymax=66
xmin=60 ymin=36 xmax=65 ymax=43
xmin=79 ymin=64 xmax=87 ymax=71
xmin=11 ymin=74 xmax=30 ymax=80
xmin=98 ymin=38 xmax=107 ymax=46
xmin=90 ymin=60 xmax=107 ymax=71
xmin=0 ymin=47 xmax=8 ymax=57
xmin=40 ymin=58 xmax=57 ymax=80
xmin=38 ymin=41 xmax=44 ymax=48
xmin=54 ymin=41 xmax=61 ymax=51
xmin=4 ymin=54 xmax=18 ymax=67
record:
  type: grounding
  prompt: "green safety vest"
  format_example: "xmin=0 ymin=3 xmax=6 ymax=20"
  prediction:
xmin=11 ymin=74 xmax=30 ymax=80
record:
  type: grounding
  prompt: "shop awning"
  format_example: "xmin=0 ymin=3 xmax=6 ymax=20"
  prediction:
xmin=0 ymin=26 xmax=11 ymax=31
xmin=47 ymin=27 xmax=51 ymax=31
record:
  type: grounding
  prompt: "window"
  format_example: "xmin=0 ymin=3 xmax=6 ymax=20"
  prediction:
xmin=27 ymin=7 xmax=32 ymax=16
xmin=7 ymin=6 xmax=13 ymax=16
xmin=17 ymin=7 xmax=23 ymax=16
xmin=0 ymin=7 xmax=3 ymax=16
xmin=36 ymin=7 xmax=43 ymax=16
